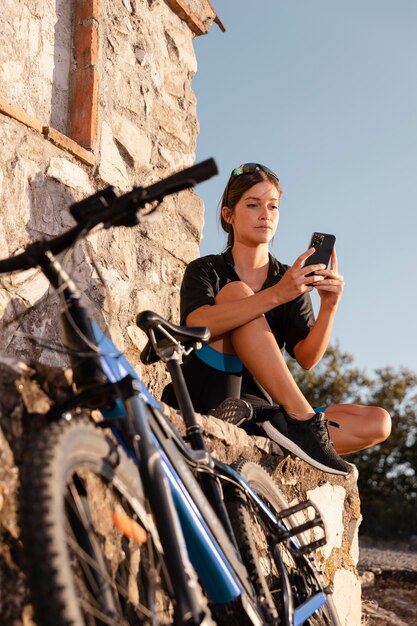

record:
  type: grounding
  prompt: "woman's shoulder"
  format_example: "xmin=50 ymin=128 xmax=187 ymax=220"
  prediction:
xmin=186 ymin=252 xmax=226 ymax=272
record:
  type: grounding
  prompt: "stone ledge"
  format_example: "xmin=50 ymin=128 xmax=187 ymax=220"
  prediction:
xmin=165 ymin=0 xmax=223 ymax=35
xmin=0 ymin=99 xmax=95 ymax=166
xmin=0 ymin=97 xmax=43 ymax=134
xmin=165 ymin=0 xmax=207 ymax=35
xmin=43 ymin=127 xmax=95 ymax=166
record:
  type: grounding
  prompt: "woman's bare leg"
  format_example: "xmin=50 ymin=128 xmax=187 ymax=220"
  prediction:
xmin=326 ymin=404 xmax=391 ymax=454
xmin=210 ymin=281 xmax=314 ymax=420
xmin=208 ymin=282 xmax=356 ymax=474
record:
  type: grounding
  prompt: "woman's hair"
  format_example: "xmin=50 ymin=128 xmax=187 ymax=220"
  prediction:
xmin=219 ymin=166 xmax=282 ymax=249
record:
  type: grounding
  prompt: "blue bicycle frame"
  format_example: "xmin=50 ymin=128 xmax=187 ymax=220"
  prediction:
xmin=93 ymin=324 xmax=329 ymax=624
xmin=94 ymin=324 xmax=246 ymax=606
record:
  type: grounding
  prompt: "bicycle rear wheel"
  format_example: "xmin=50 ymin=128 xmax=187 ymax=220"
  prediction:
xmin=226 ymin=461 xmax=341 ymax=626
xmin=20 ymin=417 xmax=175 ymax=626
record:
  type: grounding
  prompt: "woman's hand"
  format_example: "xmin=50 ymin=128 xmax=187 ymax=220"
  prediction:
xmin=313 ymin=248 xmax=344 ymax=309
xmin=273 ymin=248 xmax=325 ymax=304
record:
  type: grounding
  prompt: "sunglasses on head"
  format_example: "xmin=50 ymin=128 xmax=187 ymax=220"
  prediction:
xmin=230 ymin=163 xmax=279 ymax=182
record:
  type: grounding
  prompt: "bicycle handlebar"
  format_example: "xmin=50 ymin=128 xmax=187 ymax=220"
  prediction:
xmin=0 ymin=157 xmax=218 ymax=274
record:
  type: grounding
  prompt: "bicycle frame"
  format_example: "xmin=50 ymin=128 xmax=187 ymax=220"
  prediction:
xmin=93 ymin=322 xmax=330 ymax=626
xmin=93 ymin=325 xmax=265 ymax=613
xmin=32 ymin=257 xmax=331 ymax=626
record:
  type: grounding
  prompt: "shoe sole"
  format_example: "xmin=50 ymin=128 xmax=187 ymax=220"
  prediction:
xmin=262 ymin=420 xmax=349 ymax=475
xmin=211 ymin=398 xmax=253 ymax=427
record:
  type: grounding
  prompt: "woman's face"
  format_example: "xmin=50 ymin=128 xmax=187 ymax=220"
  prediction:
xmin=223 ymin=180 xmax=280 ymax=247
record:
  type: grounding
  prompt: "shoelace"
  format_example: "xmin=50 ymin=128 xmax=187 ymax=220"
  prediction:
xmin=311 ymin=416 xmax=350 ymax=469
xmin=311 ymin=416 xmax=340 ymax=447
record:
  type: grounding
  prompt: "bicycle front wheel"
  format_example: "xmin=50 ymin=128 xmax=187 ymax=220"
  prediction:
xmin=226 ymin=461 xmax=341 ymax=626
xmin=20 ymin=417 xmax=175 ymax=626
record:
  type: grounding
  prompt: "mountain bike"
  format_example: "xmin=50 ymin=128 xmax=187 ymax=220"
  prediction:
xmin=136 ymin=310 xmax=341 ymax=626
xmin=0 ymin=159 xmax=341 ymax=625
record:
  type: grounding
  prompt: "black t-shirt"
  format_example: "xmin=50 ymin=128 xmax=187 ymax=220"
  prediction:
xmin=180 ymin=248 xmax=315 ymax=359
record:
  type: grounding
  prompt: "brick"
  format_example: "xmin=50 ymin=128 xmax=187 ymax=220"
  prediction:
xmin=70 ymin=67 xmax=99 ymax=149
xmin=0 ymin=97 xmax=43 ymax=133
xmin=164 ymin=0 xmax=207 ymax=36
xmin=73 ymin=23 xmax=99 ymax=68
xmin=43 ymin=127 xmax=95 ymax=166
xmin=203 ymin=0 xmax=226 ymax=32
xmin=74 ymin=0 xmax=99 ymax=23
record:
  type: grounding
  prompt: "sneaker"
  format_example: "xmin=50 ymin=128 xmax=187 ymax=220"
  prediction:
xmin=261 ymin=411 xmax=352 ymax=475
xmin=209 ymin=397 xmax=254 ymax=427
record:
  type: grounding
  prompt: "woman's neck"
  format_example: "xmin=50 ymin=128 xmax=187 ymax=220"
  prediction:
xmin=230 ymin=243 xmax=270 ymax=292
xmin=231 ymin=241 xmax=270 ymax=270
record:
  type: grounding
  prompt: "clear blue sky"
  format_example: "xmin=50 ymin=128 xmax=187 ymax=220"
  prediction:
xmin=191 ymin=0 xmax=417 ymax=375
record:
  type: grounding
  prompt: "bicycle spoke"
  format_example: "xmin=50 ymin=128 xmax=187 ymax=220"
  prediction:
xmin=20 ymin=419 xmax=176 ymax=625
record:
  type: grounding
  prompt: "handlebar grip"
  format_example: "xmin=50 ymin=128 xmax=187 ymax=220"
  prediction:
xmin=0 ymin=158 xmax=218 ymax=274
xmin=0 ymin=250 xmax=31 ymax=273
xmin=142 ymin=158 xmax=218 ymax=202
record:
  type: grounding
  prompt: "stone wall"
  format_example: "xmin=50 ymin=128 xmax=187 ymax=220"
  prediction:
xmin=0 ymin=1 xmax=362 ymax=624
xmin=0 ymin=0 xmax=216 ymax=396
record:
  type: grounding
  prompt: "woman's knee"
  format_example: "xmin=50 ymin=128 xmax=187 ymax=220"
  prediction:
xmin=215 ymin=281 xmax=254 ymax=303
xmin=327 ymin=403 xmax=391 ymax=450
xmin=371 ymin=406 xmax=392 ymax=444
xmin=359 ymin=406 xmax=391 ymax=446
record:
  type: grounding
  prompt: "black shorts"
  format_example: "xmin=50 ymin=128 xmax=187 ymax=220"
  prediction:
xmin=161 ymin=345 xmax=283 ymax=433
xmin=161 ymin=351 xmax=243 ymax=415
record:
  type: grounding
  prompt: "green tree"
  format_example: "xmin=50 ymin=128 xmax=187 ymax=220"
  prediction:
xmin=288 ymin=345 xmax=417 ymax=541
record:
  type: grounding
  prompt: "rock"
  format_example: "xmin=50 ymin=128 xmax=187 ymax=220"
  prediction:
xmin=359 ymin=540 xmax=417 ymax=625
xmin=362 ymin=599 xmax=410 ymax=626
xmin=165 ymin=404 xmax=362 ymax=625
xmin=360 ymin=570 xmax=376 ymax=587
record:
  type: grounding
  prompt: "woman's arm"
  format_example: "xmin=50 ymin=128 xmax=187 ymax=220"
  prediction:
xmin=293 ymin=248 xmax=344 ymax=369
xmin=186 ymin=289 xmax=279 ymax=338
xmin=293 ymin=305 xmax=337 ymax=369
xmin=187 ymin=248 xmax=326 ymax=339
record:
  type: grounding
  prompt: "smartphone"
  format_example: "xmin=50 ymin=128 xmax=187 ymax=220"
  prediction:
xmin=304 ymin=232 xmax=336 ymax=276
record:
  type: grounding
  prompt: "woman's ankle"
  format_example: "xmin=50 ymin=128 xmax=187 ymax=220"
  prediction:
xmin=283 ymin=408 xmax=316 ymax=422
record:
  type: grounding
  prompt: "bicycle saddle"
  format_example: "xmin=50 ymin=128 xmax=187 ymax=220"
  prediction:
xmin=136 ymin=310 xmax=210 ymax=364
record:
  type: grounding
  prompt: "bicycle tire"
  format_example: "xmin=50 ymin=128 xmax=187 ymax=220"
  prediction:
xmin=19 ymin=416 xmax=176 ymax=626
xmin=225 ymin=461 xmax=341 ymax=626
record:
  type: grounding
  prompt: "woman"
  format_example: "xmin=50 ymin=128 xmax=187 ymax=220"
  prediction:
xmin=163 ymin=163 xmax=391 ymax=474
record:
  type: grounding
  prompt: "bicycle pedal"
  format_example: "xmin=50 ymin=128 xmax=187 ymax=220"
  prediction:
xmin=275 ymin=499 xmax=327 ymax=556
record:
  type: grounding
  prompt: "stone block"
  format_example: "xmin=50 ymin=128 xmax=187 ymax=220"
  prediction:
xmin=98 ymin=120 xmax=130 ymax=189
xmin=46 ymin=157 xmax=94 ymax=193
xmin=11 ymin=269 xmax=50 ymax=307
xmin=112 ymin=114 xmax=153 ymax=167
xmin=307 ymin=481 xmax=346 ymax=558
